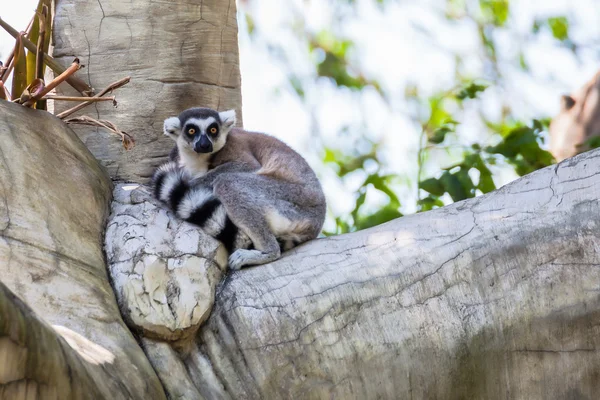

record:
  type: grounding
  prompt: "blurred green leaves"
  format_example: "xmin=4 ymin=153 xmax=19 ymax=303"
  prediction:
xmin=479 ymin=0 xmax=509 ymax=27
xmin=486 ymin=120 xmax=554 ymax=176
xmin=455 ymin=82 xmax=489 ymax=100
xmin=547 ymin=17 xmax=569 ymax=41
xmin=238 ymin=0 xmax=578 ymax=233
xmin=532 ymin=15 xmax=575 ymax=52
xmin=310 ymin=31 xmax=381 ymax=92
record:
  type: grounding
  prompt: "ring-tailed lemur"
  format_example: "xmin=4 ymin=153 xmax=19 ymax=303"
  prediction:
xmin=153 ymin=107 xmax=326 ymax=270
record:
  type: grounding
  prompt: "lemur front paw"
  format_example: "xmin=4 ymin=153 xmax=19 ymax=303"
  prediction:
xmin=228 ymin=249 xmax=264 ymax=270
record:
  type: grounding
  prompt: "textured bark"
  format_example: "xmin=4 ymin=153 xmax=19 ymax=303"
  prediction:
xmin=106 ymin=183 xmax=227 ymax=342
xmin=550 ymin=70 xmax=600 ymax=161
xmin=99 ymin=145 xmax=600 ymax=399
xmin=193 ymin=149 xmax=600 ymax=399
xmin=0 ymin=101 xmax=165 ymax=399
xmin=52 ymin=0 xmax=243 ymax=182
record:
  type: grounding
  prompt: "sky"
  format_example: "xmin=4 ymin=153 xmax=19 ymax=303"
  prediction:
xmin=2 ymin=0 xmax=599 ymax=228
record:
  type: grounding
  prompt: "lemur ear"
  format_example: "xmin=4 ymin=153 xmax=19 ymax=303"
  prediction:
xmin=163 ymin=117 xmax=181 ymax=140
xmin=219 ymin=110 xmax=236 ymax=129
xmin=561 ymin=95 xmax=576 ymax=111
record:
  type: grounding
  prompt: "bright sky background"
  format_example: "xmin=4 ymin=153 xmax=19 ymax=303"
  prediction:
xmin=2 ymin=0 xmax=599 ymax=228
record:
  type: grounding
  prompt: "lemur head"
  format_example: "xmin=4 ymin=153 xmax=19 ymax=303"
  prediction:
xmin=163 ymin=107 xmax=236 ymax=154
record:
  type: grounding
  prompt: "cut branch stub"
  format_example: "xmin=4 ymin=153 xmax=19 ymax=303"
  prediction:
xmin=105 ymin=184 xmax=228 ymax=342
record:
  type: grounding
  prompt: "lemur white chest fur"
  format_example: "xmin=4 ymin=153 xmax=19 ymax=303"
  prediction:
xmin=177 ymin=145 xmax=210 ymax=176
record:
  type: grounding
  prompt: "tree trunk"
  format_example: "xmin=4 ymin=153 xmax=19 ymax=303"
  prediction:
xmin=52 ymin=0 xmax=243 ymax=182
xmin=0 ymin=101 xmax=165 ymax=399
xmin=2 ymin=1 xmax=598 ymax=399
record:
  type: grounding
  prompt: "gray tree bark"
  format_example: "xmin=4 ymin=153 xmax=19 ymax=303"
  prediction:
xmin=3 ymin=1 xmax=599 ymax=399
xmin=52 ymin=0 xmax=243 ymax=182
xmin=104 ymin=145 xmax=600 ymax=399
xmin=0 ymin=101 xmax=165 ymax=400
xmin=195 ymin=148 xmax=600 ymax=399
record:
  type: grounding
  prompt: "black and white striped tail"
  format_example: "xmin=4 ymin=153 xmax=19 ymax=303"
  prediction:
xmin=152 ymin=162 xmax=250 ymax=252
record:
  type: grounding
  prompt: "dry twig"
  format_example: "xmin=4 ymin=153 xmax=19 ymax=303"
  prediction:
xmin=23 ymin=58 xmax=81 ymax=107
xmin=57 ymin=76 xmax=130 ymax=119
xmin=43 ymin=95 xmax=116 ymax=103
xmin=64 ymin=115 xmax=135 ymax=150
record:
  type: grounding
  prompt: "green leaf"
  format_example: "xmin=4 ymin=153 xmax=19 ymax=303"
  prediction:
xmin=485 ymin=123 xmax=555 ymax=176
xmin=323 ymin=148 xmax=337 ymax=163
xmin=427 ymin=97 xmax=453 ymax=128
xmin=518 ymin=52 xmax=529 ymax=71
xmin=11 ymin=34 xmax=27 ymax=100
xmin=456 ymin=82 xmax=489 ymax=100
xmin=429 ymin=126 xmax=452 ymax=144
xmin=245 ymin=13 xmax=255 ymax=35
xmin=418 ymin=196 xmax=444 ymax=212
xmin=455 ymin=168 xmax=475 ymax=198
xmin=582 ymin=136 xmax=600 ymax=150
xmin=440 ymin=171 xmax=469 ymax=202
xmin=354 ymin=205 xmax=402 ymax=231
xmin=289 ymin=75 xmax=305 ymax=98
xmin=364 ymin=174 xmax=401 ymax=206
xmin=351 ymin=190 xmax=367 ymax=221
xmin=478 ymin=173 xmax=496 ymax=193
xmin=480 ymin=0 xmax=509 ymax=27
xmin=419 ymin=178 xmax=445 ymax=197
xmin=547 ymin=16 xmax=569 ymax=41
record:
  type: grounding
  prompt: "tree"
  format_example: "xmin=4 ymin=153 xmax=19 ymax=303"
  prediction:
xmin=52 ymin=0 xmax=243 ymax=182
xmin=2 ymin=1 xmax=600 ymax=399
xmin=3 ymin=98 xmax=600 ymax=398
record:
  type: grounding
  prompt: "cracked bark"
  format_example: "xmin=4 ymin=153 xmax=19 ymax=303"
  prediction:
xmin=190 ymin=148 xmax=600 ymax=399
xmin=0 ymin=101 xmax=165 ymax=399
xmin=52 ymin=0 xmax=243 ymax=182
xmin=100 ymin=140 xmax=600 ymax=398
xmin=3 ymin=1 xmax=599 ymax=398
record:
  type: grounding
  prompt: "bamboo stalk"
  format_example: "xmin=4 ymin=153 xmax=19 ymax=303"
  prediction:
xmin=35 ymin=6 xmax=48 ymax=80
xmin=57 ymin=76 xmax=130 ymax=119
xmin=23 ymin=59 xmax=81 ymax=107
xmin=0 ymin=17 xmax=93 ymax=96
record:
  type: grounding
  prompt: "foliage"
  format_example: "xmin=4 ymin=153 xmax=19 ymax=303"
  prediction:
xmin=239 ymin=0 xmax=588 ymax=234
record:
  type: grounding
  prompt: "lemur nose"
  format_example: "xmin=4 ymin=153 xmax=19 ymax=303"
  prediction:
xmin=194 ymin=136 xmax=213 ymax=153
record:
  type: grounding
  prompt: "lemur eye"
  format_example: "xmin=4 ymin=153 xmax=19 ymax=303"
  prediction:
xmin=188 ymin=128 xmax=196 ymax=135
xmin=210 ymin=127 xmax=218 ymax=134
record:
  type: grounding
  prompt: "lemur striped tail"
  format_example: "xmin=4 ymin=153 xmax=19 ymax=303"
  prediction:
xmin=152 ymin=162 xmax=250 ymax=252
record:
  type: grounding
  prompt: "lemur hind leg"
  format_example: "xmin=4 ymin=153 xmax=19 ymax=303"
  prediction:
xmin=213 ymin=173 xmax=323 ymax=270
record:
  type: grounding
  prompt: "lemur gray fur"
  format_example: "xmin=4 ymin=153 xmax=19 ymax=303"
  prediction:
xmin=152 ymin=107 xmax=326 ymax=270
